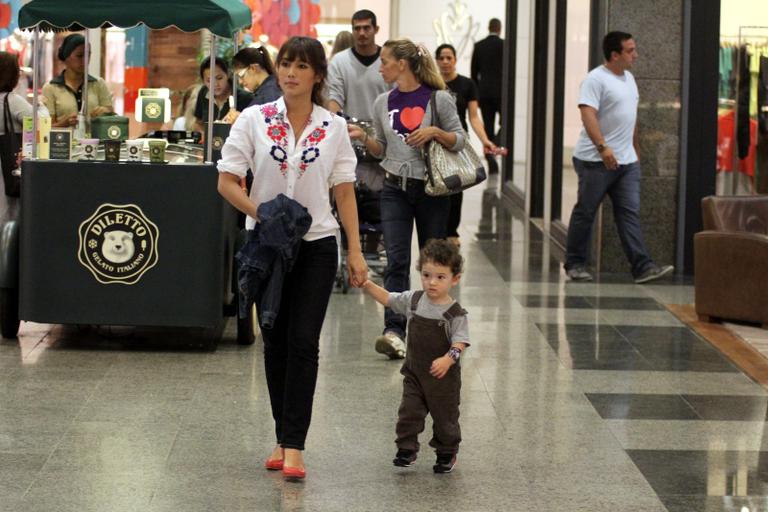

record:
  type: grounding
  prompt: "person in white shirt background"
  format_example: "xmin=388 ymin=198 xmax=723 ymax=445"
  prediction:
xmin=564 ymin=31 xmax=674 ymax=284
xmin=217 ymin=36 xmax=368 ymax=480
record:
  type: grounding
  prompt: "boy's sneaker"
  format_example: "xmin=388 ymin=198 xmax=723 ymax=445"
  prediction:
xmin=566 ymin=266 xmax=593 ymax=282
xmin=393 ymin=449 xmax=417 ymax=467
xmin=433 ymin=453 xmax=457 ymax=473
xmin=375 ymin=332 xmax=406 ymax=359
xmin=634 ymin=264 xmax=674 ymax=284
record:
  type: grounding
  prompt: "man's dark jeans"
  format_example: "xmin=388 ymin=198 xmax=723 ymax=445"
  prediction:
xmin=258 ymin=236 xmax=337 ymax=451
xmin=565 ymin=158 xmax=653 ymax=278
xmin=380 ymin=181 xmax=450 ymax=338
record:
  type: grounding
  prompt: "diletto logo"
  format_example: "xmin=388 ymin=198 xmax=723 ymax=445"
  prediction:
xmin=77 ymin=204 xmax=159 ymax=285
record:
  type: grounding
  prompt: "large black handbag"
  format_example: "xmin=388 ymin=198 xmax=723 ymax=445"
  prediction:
xmin=0 ymin=93 xmax=22 ymax=197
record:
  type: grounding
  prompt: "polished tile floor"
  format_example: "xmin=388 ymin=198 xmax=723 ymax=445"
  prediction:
xmin=1 ymin=179 xmax=767 ymax=511
xmin=727 ymin=322 xmax=768 ymax=359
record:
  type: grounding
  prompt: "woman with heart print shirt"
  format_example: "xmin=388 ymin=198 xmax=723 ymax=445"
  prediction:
xmin=348 ymin=38 xmax=465 ymax=360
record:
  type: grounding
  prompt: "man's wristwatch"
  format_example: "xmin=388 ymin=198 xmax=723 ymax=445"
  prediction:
xmin=447 ymin=347 xmax=462 ymax=362
xmin=596 ymin=143 xmax=607 ymax=153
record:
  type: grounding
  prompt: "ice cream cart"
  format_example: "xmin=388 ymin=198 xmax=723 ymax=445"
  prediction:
xmin=0 ymin=0 xmax=256 ymax=347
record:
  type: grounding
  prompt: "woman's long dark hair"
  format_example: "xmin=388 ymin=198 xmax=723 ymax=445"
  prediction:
xmin=233 ymin=47 xmax=275 ymax=75
xmin=0 ymin=52 xmax=20 ymax=93
xmin=275 ymin=37 xmax=327 ymax=105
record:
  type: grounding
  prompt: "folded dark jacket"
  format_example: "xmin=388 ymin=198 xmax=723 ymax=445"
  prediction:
xmin=236 ymin=194 xmax=312 ymax=328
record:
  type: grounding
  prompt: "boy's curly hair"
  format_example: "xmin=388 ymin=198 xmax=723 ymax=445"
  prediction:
xmin=417 ymin=239 xmax=464 ymax=276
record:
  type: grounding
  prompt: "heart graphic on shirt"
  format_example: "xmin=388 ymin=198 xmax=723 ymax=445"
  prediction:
xmin=400 ymin=107 xmax=425 ymax=131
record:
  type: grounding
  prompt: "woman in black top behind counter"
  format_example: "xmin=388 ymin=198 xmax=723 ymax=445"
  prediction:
xmin=192 ymin=57 xmax=253 ymax=134
xmin=435 ymin=44 xmax=498 ymax=246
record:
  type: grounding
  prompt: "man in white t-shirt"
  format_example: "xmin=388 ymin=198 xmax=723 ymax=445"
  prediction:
xmin=565 ymin=31 xmax=674 ymax=284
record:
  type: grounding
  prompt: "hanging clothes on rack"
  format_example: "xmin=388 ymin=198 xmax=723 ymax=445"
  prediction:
xmin=718 ymin=42 xmax=740 ymax=101
xmin=759 ymin=55 xmax=768 ymax=134
xmin=717 ymin=33 xmax=768 ymax=195
xmin=738 ymin=45 xmax=752 ymax=160
xmin=720 ymin=45 xmax=733 ymax=99
xmin=757 ymin=54 xmax=768 ymax=193
xmin=717 ymin=42 xmax=737 ymax=176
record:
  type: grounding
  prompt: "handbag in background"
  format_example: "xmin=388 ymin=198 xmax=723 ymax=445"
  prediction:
xmin=423 ymin=91 xmax=486 ymax=197
xmin=0 ymin=93 xmax=22 ymax=197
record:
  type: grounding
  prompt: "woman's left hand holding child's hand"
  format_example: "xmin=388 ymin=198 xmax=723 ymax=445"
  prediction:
xmin=430 ymin=355 xmax=455 ymax=379
xmin=347 ymin=250 xmax=368 ymax=287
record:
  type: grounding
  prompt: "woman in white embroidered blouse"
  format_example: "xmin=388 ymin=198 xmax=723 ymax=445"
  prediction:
xmin=217 ymin=37 xmax=367 ymax=480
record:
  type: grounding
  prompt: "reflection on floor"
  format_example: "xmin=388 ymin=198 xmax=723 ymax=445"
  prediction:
xmin=1 ymin=178 xmax=767 ymax=511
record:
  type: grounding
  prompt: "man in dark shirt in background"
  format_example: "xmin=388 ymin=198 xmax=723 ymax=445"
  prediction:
xmin=471 ymin=18 xmax=504 ymax=174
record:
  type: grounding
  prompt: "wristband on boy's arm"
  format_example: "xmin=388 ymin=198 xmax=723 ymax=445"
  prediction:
xmin=447 ymin=347 xmax=462 ymax=362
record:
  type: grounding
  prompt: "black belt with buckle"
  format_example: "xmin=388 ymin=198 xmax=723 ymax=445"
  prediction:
xmin=385 ymin=172 xmax=423 ymax=188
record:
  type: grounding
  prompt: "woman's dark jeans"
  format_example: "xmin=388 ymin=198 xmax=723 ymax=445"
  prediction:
xmin=258 ymin=236 xmax=338 ymax=450
xmin=380 ymin=181 xmax=450 ymax=338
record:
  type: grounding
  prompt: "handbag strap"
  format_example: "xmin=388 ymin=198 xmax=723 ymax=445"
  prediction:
xmin=429 ymin=90 xmax=440 ymax=129
xmin=2 ymin=93 xmax=18 ymax=153
xmin=3 ymin=93 xmax=13 ymax=135
xmin=422 ymin=91 xmax=440 ymax=188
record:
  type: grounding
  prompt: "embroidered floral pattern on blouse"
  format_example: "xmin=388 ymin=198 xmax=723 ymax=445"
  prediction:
xmin=260 ymin=103 xmax=279 ymax=121
xmin=261 ymin=102 xmax=332 ymax=178
xmin=270 ymin=146 xmax=288 ymax=170
xmin=298 ymin=121 xmax=330 ymax=176
xmin=306 ymin=127 xmax=326 ymax=145
xmin=267 ymin=124 xmax=287 ymax=143
xmin=261 ymin=103 xmax=291 ymax=175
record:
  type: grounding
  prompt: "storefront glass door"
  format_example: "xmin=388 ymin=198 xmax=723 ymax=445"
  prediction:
xmin=510 ymin=0 xmax=533 ymax=195
xmin=557 ymin=0 xmax=590 ymax=227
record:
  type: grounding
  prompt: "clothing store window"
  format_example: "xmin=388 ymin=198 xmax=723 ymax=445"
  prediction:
xmin=510 ymin=0 xmax=533 ymax=194
xmin=557 ymin=0 xmax=590 ymax=227
xmin=718 ymin=2 xmax=768 ymax=195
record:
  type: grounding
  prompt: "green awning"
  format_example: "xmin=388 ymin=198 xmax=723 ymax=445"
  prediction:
xmin=18 ymin=0 xmax=252 ymax=38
